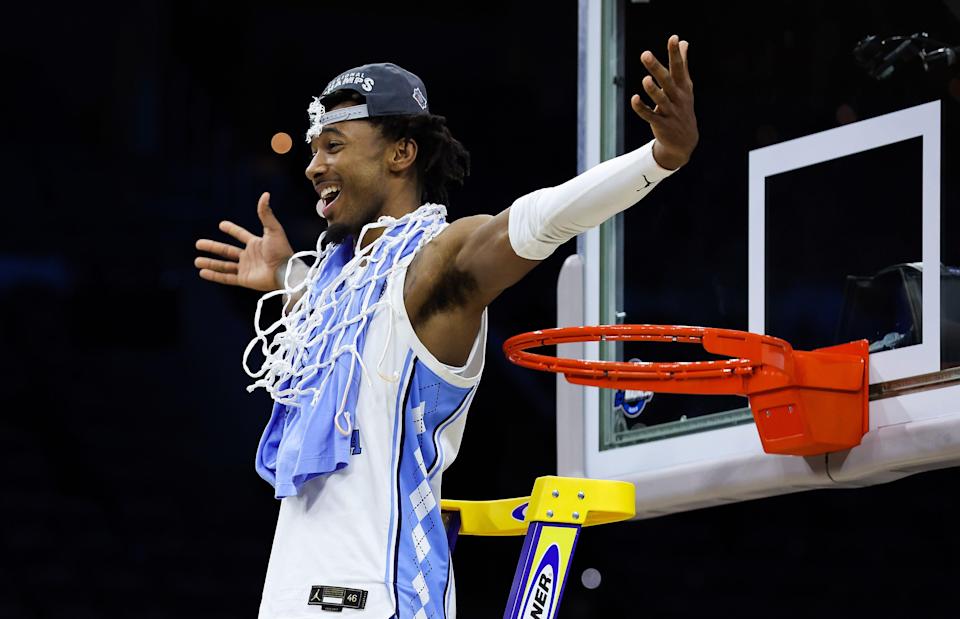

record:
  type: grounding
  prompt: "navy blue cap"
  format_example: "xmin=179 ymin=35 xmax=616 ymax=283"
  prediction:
xmin=322 ymin=63 xmax=428 ymax=114
xmin=306 ymin=63 xmax=429 ymax=141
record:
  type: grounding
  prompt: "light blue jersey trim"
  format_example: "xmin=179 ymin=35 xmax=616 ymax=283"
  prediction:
xmin=392 ymin=357 xmax=478 ymax=619
xmin=427 ymin=387 xmax=478 ymax=482
xmin=385 ymin=350 xmax=417 ymax=606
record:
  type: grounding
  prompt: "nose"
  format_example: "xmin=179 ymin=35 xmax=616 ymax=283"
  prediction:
xmin=305 ymin=151 xmax=329 ymax=183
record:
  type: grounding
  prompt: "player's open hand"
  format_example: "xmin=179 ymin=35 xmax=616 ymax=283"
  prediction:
xmin=631 ymin=35 xmax=699 ymax=170
xmin=194 ymin=192 xmax=294 ymax=292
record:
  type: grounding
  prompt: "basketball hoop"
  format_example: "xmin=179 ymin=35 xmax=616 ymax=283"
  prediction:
xmin=503 ymin=325 xmax=870 ymax=456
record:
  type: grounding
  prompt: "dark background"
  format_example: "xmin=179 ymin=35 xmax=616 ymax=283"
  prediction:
xmin=2 ymin=1 xmax=960 ymax=617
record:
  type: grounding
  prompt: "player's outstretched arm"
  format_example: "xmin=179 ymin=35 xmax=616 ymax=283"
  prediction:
xmin=454 ymin=35 xmax=698 ymax=311
xmin=194 ymin=192 xmax=295 ymax=292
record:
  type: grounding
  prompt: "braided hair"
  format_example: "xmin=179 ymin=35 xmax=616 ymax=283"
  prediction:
xmin=320 ymin=91 xmax=471 ymax=205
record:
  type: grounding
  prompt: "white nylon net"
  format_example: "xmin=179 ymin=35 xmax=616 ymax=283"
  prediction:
xmin=242 ymin=204 xmax=447 ymax=435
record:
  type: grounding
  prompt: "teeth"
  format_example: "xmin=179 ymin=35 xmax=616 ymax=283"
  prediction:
xmin=320 ymin=185 xmax=341 ymax=199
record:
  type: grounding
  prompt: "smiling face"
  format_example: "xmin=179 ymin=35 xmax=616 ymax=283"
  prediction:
xmin=306 ymin=99 xmax=418 ymax=246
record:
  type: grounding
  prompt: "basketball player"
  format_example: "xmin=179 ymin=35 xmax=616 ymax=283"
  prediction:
xmin=194 ymin=35 xmax=697 ymax=619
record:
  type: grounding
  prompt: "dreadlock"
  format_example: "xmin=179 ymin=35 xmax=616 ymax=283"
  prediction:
xmin=320 ymin=91 xmax=471 ymax=206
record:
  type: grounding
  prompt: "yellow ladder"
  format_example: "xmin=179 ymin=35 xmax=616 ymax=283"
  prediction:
xmin=441 ymin=476 xmax=635 ymax=619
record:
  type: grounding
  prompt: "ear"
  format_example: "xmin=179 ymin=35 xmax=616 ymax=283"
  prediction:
xmin=386 ymin=137 xmax=418 ymax=173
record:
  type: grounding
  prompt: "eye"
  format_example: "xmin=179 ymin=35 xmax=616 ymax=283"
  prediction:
xmin=328 ymin=141 xmax=343 ymax=151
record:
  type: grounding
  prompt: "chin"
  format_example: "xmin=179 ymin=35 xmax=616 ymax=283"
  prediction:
xmin=322 ymin=222 xmax=354 ymax=247
xmin=321 ymin=199 xmax=384 ymax=248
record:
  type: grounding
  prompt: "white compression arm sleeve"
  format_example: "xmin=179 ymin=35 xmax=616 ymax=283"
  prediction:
xmin=507 ymin=139 xmax=678 ymax=260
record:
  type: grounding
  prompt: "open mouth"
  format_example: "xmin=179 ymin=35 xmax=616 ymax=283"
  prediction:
xmin=317 ymin=184 xmax=342 ymax=218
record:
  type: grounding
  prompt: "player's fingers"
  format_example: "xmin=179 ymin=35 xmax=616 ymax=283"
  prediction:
xmin=198 ymin=268 xmax=240 ymax=286
xmin=630 ymin=94 xmax=658 ymax=124
xmin=219 ymin=220 xmax=255 ymax=245
xmin=641 ymin=50 xmax=677 ymax=97
xmin=667 ymin=35 xmax=686 ymax=82
xmin=257 ymin=192 xmax=282 ymax=232
xmin=195 ymin=238 xmax=242 ymax=260
xmin=642 ymin=76 xmax=673 ymax=113
xmin=194 ymin=256 xmax=239 ymax=274
xmin=680 ymin=40 xmax=691 ymax=78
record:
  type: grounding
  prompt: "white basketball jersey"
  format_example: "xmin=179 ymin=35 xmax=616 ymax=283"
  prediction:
xmin=258 ymin=257 xmax=487 ymax=619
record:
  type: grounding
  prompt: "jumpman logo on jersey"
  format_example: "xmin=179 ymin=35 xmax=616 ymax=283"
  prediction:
xmin=638 ymin=174 xmax=654 ymax=190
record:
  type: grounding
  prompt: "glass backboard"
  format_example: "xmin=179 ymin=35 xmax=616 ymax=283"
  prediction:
xmin=557 ymin=0 xmax=960 ymax=517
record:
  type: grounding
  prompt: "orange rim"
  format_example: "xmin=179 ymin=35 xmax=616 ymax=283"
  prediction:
xmin=502 ymin=324 xmax=795 ymax=386
xmin=505 ymin=325 xmax=871 ymax=457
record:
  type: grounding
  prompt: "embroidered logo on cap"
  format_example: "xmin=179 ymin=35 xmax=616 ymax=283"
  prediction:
xmin=412 ymin=87 xmax=428 ymax=110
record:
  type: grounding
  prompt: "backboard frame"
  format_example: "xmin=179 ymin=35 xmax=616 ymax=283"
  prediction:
xmin=748 ymin=100 xmax=941 ymax=383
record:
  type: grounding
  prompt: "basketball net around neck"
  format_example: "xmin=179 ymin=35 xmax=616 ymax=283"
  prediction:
xmin=242 ymin=203 xmax=448 ymax=436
